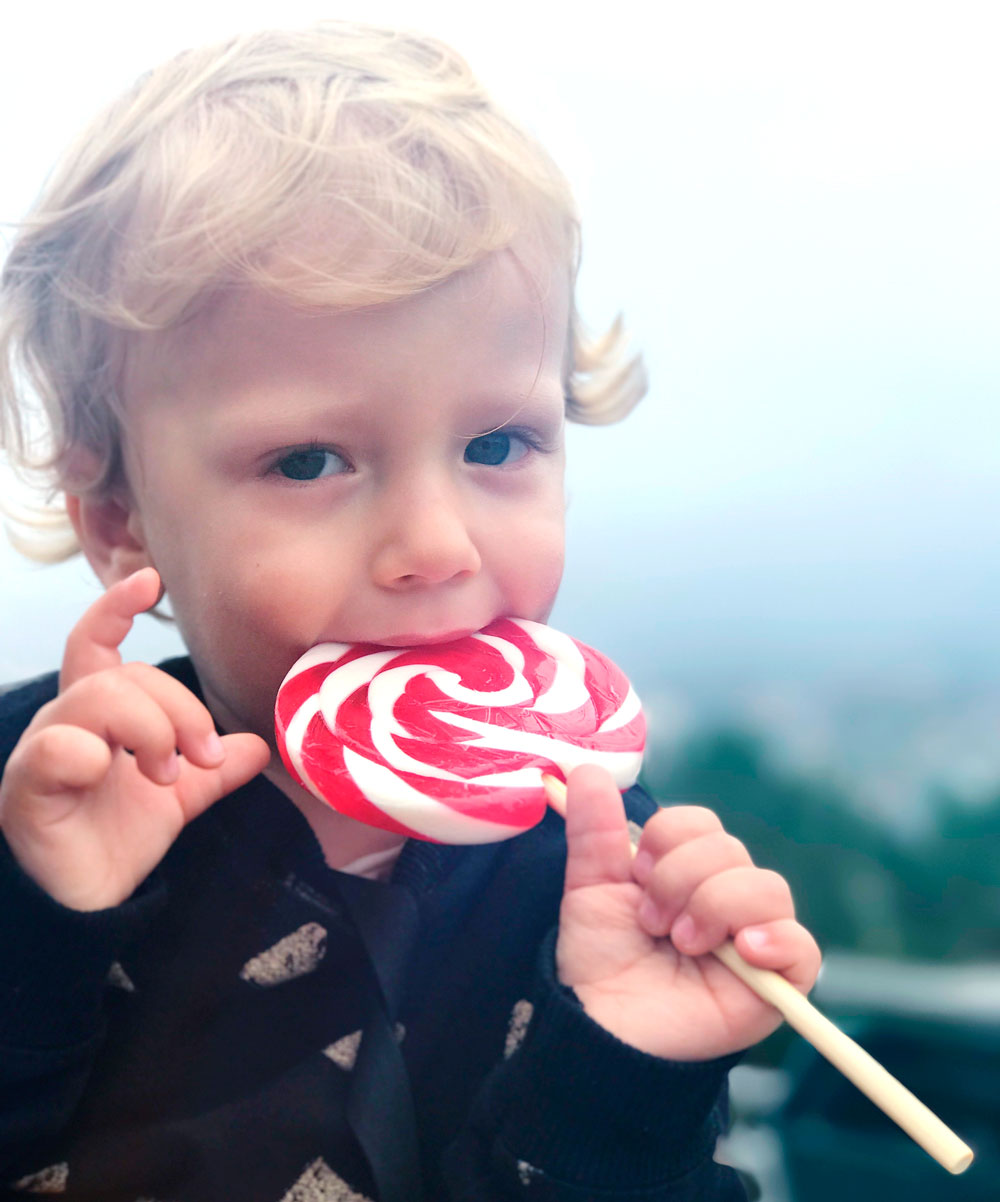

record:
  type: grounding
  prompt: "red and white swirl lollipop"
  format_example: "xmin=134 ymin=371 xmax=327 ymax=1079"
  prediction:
xmin=274 ymin=617 xmax=645 ymax=844
xmin=273 ymin=616 xmax=979 ymax=1172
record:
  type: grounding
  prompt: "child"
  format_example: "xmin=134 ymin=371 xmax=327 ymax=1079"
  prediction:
xmin=0 ymin=22 xmax=820 ymax=1201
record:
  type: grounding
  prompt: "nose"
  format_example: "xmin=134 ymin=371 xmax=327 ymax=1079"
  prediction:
xmin=370 ymin=484 xmax=482 ymax=590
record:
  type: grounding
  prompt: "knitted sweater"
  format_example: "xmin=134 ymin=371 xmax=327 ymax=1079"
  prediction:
xmin=0 ymin=659 xmax=747 ymax=1201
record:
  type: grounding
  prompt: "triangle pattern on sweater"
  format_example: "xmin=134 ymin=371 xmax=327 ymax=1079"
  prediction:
xmin=279 ymin=1157 xmax=373 ymax=1202
xmin=239 ymin=922 xmax=328 ymax=986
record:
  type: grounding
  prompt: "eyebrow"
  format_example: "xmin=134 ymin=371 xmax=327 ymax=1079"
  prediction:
xmin=202 ymin=388 xmax=567 ymax=449
xmin=461 ymin=385 xmax=568 ymax=414
xmin=454 ymin=390 xmax=567 ymax=432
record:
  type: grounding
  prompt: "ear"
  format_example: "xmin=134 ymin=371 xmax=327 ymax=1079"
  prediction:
xmin=66 ymin=490 xmax=155 ymax=589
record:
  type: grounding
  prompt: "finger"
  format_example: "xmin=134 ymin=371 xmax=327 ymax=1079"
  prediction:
xmin=4 ymin=724 xmax=114 ymax=803
xmin=175 ymin=733 xmax=271 ymax=824
xmin=47 ymin=665 xmax=225 ymax=777
xmin=104 ymin=664 xmax=226 ymax=769
xmin=636 ymin=830 xmax=754 ymax=934
xmin=632 ymin=805 xmax=724 ymax=883
xmin=734 ymin=919 xmax=823 ymax=994
xmin=41 ymin=671 xmax=188 ymax=787
xmin=562 ymin=764 xmax=634 ymax=892
xmin=61 ymin=568 xmax=162 ymax=689
xmin=669 ymin=866 xmax=796 ymax=956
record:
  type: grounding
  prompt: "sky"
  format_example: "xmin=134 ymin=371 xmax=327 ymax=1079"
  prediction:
xmin=2 ymin=1 xmax=998 ymax=814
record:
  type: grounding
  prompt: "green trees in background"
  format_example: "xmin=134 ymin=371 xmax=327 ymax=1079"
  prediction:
xmin=642 ymin=730 xmax=1000 ymax=963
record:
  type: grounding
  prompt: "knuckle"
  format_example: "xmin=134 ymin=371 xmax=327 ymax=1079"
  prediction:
xmin=799 ymin=926 xmax=822 ymax=960
xmin=643 ymin=807 xmax=672 ymax=834
xmin=7 ymin=726 xmax=75 ymax=787
xmin=758 ymin=868 xmax=795 ymax=908
xmin=644 ymin=803 xmax=721 ymax=845
xmin=669 ymin=803 xmax=722 ymax=828
xmin=60 ymin=667 xmax=126 ymax=707
xmin=119 ymin=660 xmax=163 ymax=685
xmin=717 ymin=832 xmax=752 ymax=862
xmin=93 ymin=667 xmax=136 ymax=703
xmin=24 ymin=724 xmax=73 ymax=764
xmin=117 ymin=660 xmax=148 ymax=681
xmin=119 ymin=664 xmax=171 ymax=708
xmin=123 ymin=664 xmax=204 ymax=722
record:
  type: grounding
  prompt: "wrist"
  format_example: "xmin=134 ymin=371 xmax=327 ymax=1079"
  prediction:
xmin=484 ymin=929 xmax=741 ymax=1190
xmin=0 ymin=831 xmax=165 ymax=1046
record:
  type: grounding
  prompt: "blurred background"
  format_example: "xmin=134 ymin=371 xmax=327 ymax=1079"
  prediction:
xmin=2 ymin=2 xmax=998 ymax=1196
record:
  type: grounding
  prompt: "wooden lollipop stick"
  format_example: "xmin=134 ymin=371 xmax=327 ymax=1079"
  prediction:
xmin=542 ymin=775 xmax=974 ymax=1175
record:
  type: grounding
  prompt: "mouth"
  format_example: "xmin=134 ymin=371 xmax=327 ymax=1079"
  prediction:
xmin=371 ymin=628 xmax=480 ymax=649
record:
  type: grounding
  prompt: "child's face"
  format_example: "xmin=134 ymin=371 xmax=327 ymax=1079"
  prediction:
xmin=114 ymin=250 xmax=569 ymax=752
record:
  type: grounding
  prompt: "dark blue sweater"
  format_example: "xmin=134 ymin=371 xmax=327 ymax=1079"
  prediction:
xmin=0 ymin=659 xmax=746 ymax=1201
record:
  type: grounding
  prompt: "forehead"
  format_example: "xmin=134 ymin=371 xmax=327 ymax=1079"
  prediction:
xmin=121 ymin=249 xmax=572 ymax=409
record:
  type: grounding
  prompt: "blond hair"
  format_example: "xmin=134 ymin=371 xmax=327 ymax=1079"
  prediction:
xmin=0 ymin=21 xmax=646 ymax=560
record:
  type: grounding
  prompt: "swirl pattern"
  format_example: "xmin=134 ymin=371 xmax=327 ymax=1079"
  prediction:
xmin=275 ymin=618 xmax=645 ymax=843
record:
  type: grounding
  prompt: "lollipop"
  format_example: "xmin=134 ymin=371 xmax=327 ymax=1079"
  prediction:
xmin=273 ymin=616 xmax=973 ymax=1174
xmin=274 ymin=617 xmax=645 ymax=843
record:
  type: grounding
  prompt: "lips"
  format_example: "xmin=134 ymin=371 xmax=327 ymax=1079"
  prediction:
xmin=301 ymin=626 xmax=488 ymax=658
xmin=375 ymin=629 xmax=478 ymax=648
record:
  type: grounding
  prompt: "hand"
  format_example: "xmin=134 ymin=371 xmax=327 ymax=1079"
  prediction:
xmin=555 ymin=764 xmax=821 ymax=1061
xmin=0 ymin=568 xmax=271 ymax=911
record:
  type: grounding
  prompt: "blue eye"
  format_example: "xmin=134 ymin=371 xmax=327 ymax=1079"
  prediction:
xmin=464 ymin=432 xmax=530 ymax=466
xmin=273 ymin=447 xmax=348 ymax=480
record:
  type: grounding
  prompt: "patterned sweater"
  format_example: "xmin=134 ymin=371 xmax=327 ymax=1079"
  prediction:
xmin=0 ymin=659 xmax=747 ymax=1201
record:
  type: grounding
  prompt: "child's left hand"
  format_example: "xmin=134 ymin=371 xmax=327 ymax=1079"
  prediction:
xmin=556 ymin=764 xmax=822 ymax=1060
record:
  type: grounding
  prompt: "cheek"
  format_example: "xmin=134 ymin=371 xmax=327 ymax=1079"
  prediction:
xmin=169 ymin=579 xmax=308 ymax=745
xmin=186 ymin=559 xmax=324 ymax=653
xmin=156 ymin=508 xmax=330 ymax=622
xmin=161 ymin=543 xmax=306 ymax=672
xmin=494 ymin=508 xmax=565 ymax=617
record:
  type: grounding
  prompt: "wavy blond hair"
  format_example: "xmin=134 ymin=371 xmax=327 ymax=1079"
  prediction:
xmin=0 ymin=21 xmax=646 ymax=560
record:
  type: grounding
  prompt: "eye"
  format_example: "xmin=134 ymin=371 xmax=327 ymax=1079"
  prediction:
xmin=464 ymin=431 xmax=531 ymax=466
xmin=272 ymin=447 xmax=349 ymax=481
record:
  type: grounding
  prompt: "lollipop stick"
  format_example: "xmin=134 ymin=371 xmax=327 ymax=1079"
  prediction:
xmin=542 ymin=775 xmax=973 ymax=1175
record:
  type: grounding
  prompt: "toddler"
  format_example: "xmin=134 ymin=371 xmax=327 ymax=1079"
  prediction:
xmin=0 ymin=23 xmax=820 ymax=1201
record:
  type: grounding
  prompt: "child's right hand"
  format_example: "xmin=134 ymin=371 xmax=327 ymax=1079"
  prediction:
xmin=0 ymin=568 xmax=271 ymax=911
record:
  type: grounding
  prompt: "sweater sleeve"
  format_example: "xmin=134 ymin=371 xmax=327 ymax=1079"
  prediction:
xmin=441 ymin=929 xmax=747 ymax=1201
xmin=0 ymin=832 xmax=165 ymax=1175
xmin=0 ymin=668 xmax=166 ymax=1172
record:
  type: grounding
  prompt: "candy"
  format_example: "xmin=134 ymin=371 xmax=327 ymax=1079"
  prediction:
xmin=274 ymin=617 xmax=645 ymax=843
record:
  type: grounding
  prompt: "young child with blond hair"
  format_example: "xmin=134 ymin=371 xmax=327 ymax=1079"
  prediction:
xmin=0 ymin=23 xmax=820 ymax=1201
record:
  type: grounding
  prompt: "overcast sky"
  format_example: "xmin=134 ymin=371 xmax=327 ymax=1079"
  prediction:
xmin=2 ymin=1 xmax=998 ymax=696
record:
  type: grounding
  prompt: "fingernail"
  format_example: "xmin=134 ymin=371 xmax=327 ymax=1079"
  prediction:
xmin=632 ymin=849 xmax=653 ymax=884
xmin=638 ymin=897 xmax=666 ymax=934
xmin=203 ymin=732 xmax=224 ymax=762
xmin=742 ymin=926 xmax=769 ymax=951
xmin=671 ymin=914 xmax=697 ymax=949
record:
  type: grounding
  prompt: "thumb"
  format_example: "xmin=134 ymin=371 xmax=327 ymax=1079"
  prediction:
xmin=177 ymin=733 xmax=271 ymax=824
xmin=562 ymin=764 xmax=634 ymax=893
